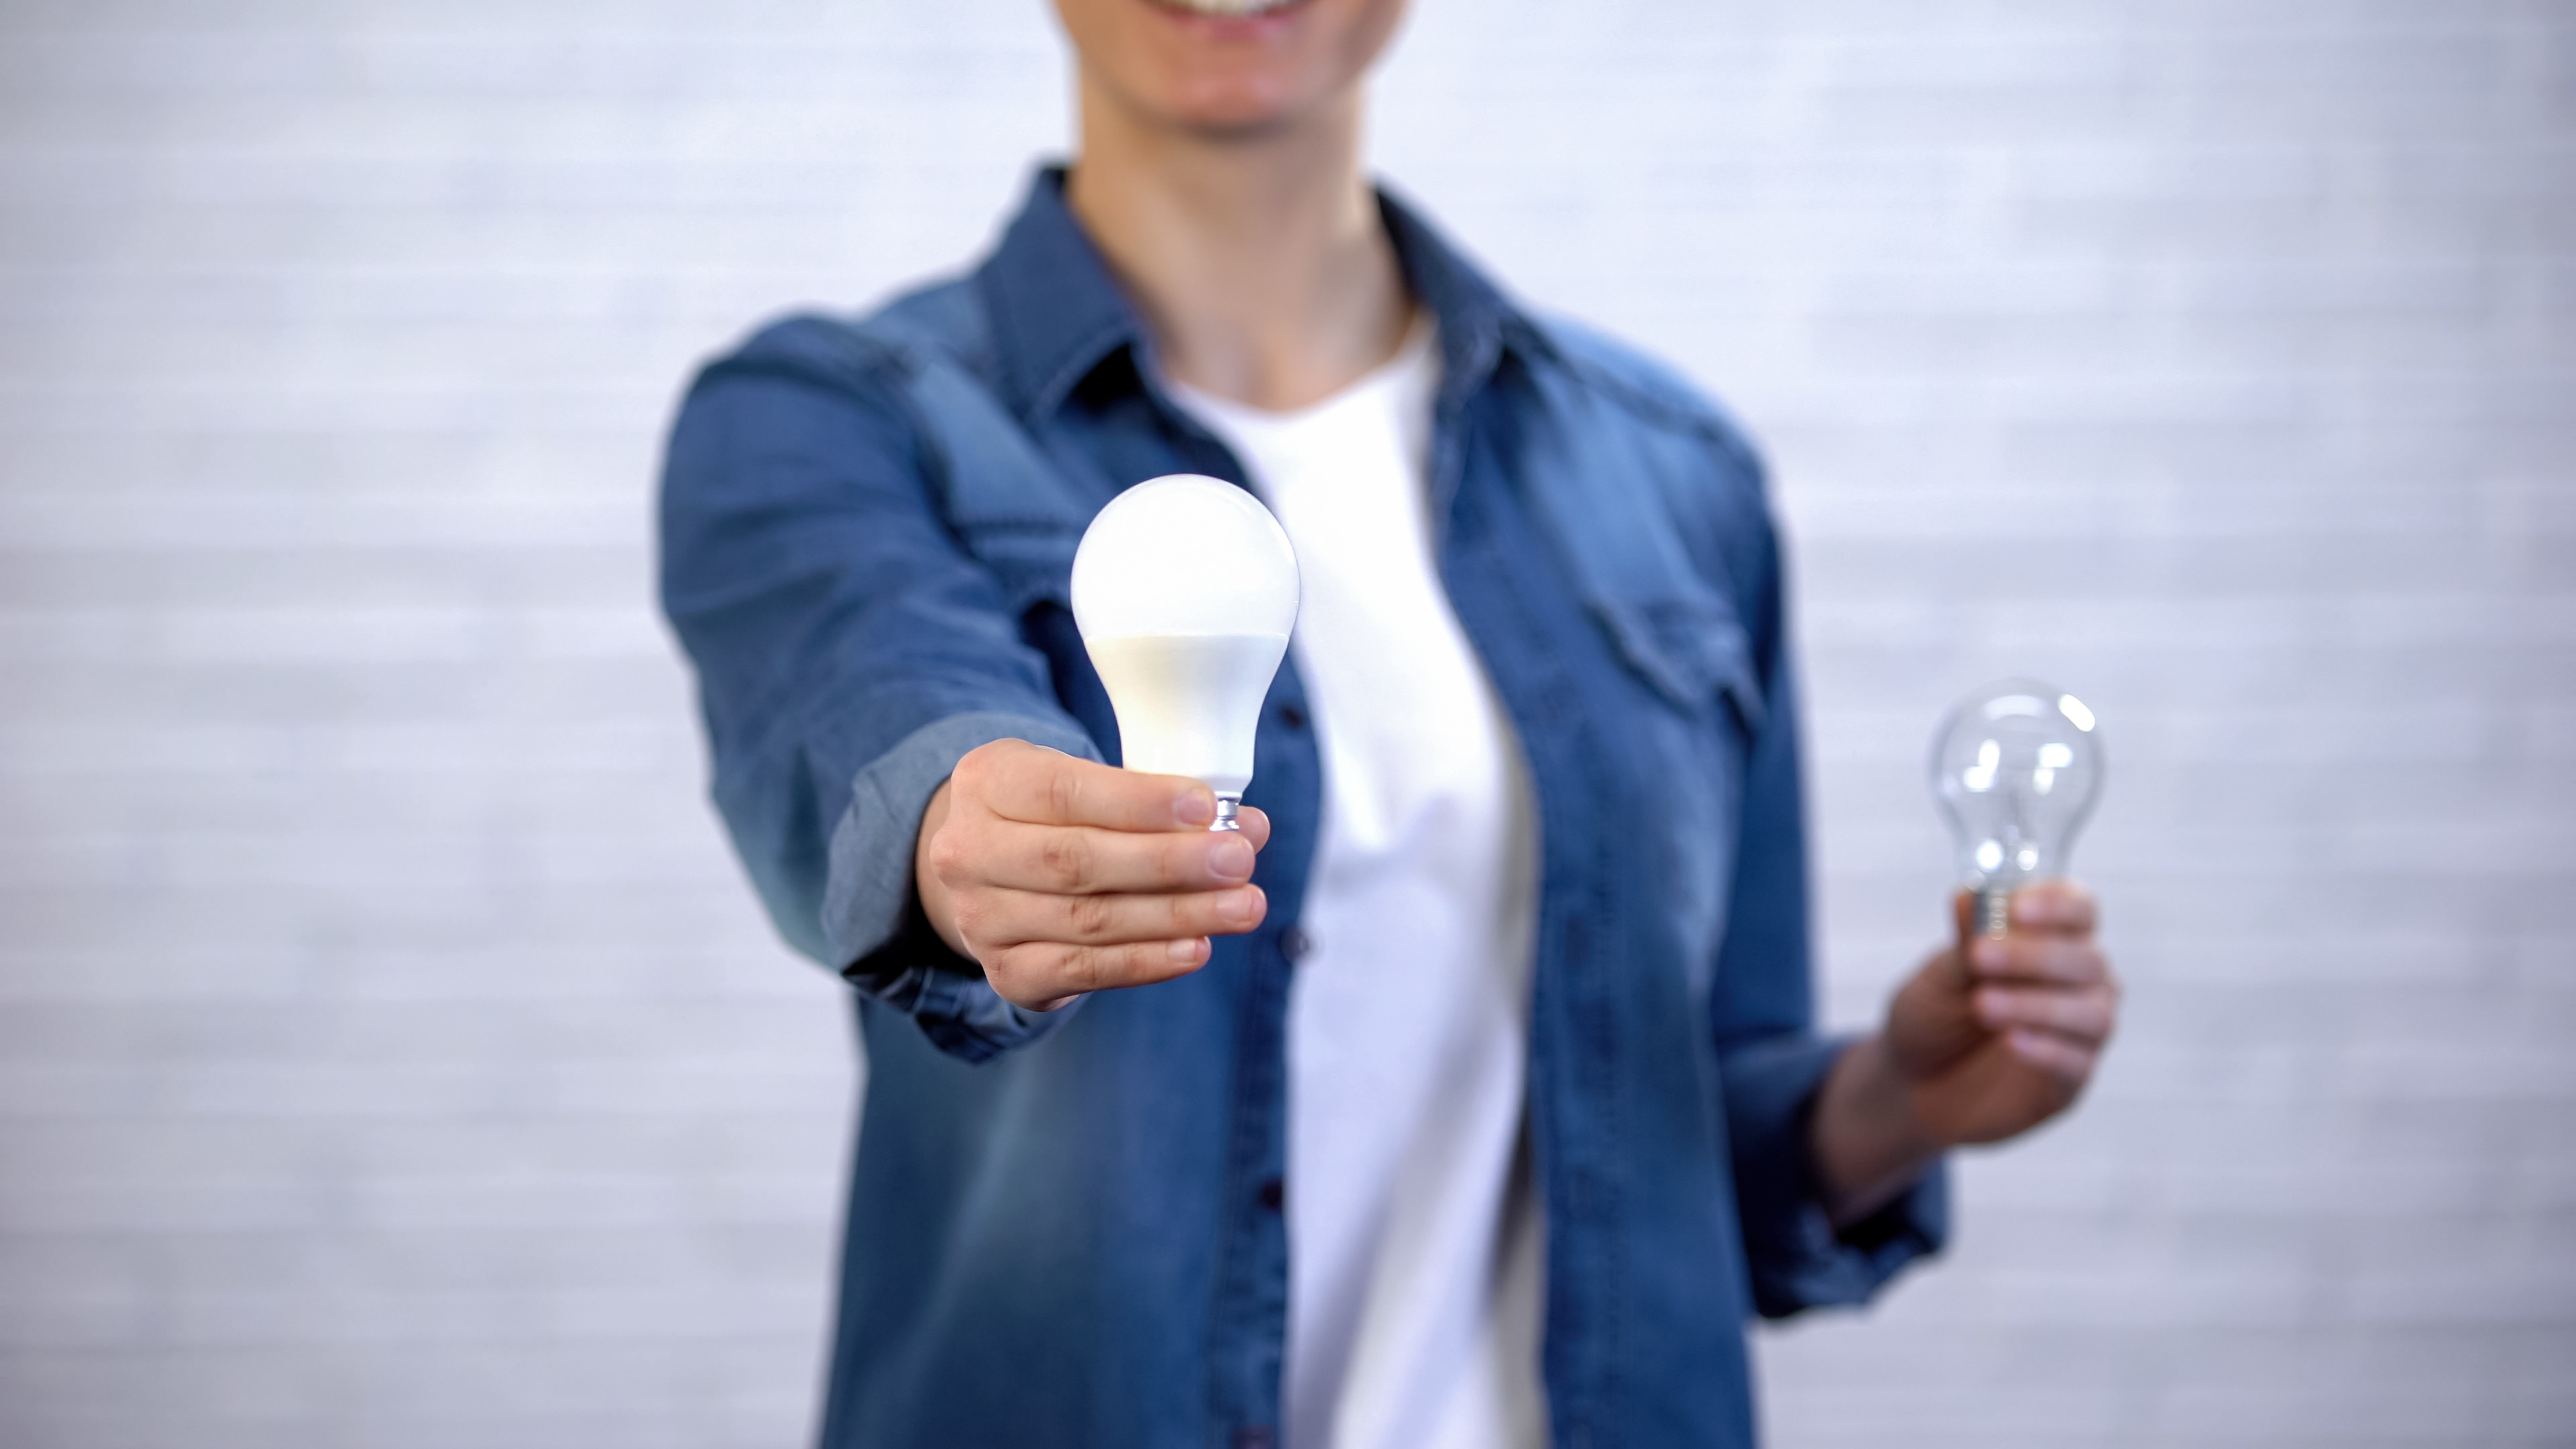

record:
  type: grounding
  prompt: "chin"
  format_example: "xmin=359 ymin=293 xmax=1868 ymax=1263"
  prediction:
xmin=1062 ymin=0 xmax=1397 ymax=134
xmin=1156 ymin=80 xmax=1310 ymax=135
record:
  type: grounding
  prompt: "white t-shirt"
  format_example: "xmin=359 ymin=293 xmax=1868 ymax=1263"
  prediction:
xmin=1169 ymin=319 xmax=1547 ymax=1449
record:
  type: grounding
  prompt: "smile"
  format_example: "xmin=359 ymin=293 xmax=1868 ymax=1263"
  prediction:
xmin=1148 ymin=0 xmax=1312 ymax=16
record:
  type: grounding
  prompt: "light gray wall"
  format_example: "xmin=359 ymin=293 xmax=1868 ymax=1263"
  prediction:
xmin=1 ymin=2 xmax=2567 ymax=1447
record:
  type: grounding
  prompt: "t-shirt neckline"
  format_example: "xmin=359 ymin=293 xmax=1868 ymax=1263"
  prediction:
xmin=1165 ymin=310 xmax=1439 ymax=432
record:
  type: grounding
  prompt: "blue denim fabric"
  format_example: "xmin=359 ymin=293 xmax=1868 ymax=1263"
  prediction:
xmin=659 ymin=169 xmax=1947 ymax=1449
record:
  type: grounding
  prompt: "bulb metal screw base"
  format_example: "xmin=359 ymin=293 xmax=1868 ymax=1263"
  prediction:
xmin=1211 ymin=796 xmax=1242 ymax=833
xmin=1976 ymin=885 xmax=2013 ymax=938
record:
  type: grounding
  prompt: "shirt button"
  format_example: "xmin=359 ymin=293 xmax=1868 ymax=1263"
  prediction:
xmin=1277 ymin=702 xmax=1307 ymax=730
xmin=1257 ymin=1177 xmax=1285 ymax=1212
xmin=1279 ymin=926 xmax=1311 ymax=962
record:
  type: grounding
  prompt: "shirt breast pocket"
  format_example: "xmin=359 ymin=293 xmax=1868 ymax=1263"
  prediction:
xmin=1588 ymin=590 xmax=1768 ymax=743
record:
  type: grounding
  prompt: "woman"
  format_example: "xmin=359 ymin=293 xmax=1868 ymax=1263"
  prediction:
xmin=659 ymin=1 xmax=2119 ymax=1446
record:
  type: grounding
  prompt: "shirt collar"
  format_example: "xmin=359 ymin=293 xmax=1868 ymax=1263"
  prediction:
xmin=971 ymin=165 xmax=1550 ymax=424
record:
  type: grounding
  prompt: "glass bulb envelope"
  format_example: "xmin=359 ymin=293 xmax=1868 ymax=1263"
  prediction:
xmin=1929 ymin=680 xmax=2104 ymax=935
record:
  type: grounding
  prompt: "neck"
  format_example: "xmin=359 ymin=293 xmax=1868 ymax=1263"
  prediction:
xmin=1065 ymin=76 xmax=1413 ymax=411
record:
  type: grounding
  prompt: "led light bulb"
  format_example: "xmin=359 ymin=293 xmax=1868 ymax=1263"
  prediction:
xmin=1930 ymin=680 xmax=2105 ymax=936
xmin=1071 ymin=474 xmax=1299 ymax=833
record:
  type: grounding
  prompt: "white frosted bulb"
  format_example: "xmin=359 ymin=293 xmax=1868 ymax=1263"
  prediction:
xmin=1929 ymin=680 xmax=2105 ymax=936
xmin=1071 ymin=475 xmax=1299 ymax=833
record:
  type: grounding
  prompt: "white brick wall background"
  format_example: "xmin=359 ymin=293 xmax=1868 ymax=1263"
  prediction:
xmin=0 ymin=1 xmax=2565 ymax=1446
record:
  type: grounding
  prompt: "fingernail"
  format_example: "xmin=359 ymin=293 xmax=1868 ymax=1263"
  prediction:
xmin=1167 ymin=937 xmax=1203 ymax=965
xmin=1174 ymin=790 xmax=1215 ymax=827
xmin=1218 ymin=886 xmax=1260 ymax=925
xmin=1974 ymin=989 xmax=2006 ymax=1024
xmin=1971 ymin=939 xmax=2006 ymax=971
xmin=1209 ymin=836 xmax=1254 ymax=881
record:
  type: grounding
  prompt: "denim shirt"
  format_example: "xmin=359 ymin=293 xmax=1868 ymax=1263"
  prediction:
xmin=659 ymin=170 xmax=1946 ymax=1449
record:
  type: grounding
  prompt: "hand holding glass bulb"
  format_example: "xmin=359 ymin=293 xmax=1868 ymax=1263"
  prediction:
xmin=910 ymin=476 xmax=1295 ymax=1011
xmin=1809 ymin=680 xmax=2121 ymax=1218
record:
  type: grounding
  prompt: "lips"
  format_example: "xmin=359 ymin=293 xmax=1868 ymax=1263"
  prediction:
xmin=1149 ymin=0 xmax=1309 ymax=16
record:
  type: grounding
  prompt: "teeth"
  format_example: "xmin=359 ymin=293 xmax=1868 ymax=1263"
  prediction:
xmin=1160 ymin=0 xmax=1300 ymax=14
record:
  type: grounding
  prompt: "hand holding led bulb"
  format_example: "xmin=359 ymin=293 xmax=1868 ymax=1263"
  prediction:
xmin=911 ymin=476 xmax=1295 ymax=1012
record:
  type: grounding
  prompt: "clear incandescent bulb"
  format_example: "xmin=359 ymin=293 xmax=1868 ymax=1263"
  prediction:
xmin=1930 ymin=680 xmax=2105 ymax=936
xmin=1071 ymin=474 xmax=1299 ymax=833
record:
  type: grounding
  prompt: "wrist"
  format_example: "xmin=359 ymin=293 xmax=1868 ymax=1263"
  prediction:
xmin=1845 ymin=1035 xmax=1946 ymax=1152
xmin=1812 ymin=1034 xmax=1946 ymax=1225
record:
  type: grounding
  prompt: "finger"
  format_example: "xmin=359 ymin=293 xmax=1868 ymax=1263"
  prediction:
xmin=992 ymin=934 xmax=1214 ymax=1002
xmin=2009 ymin=879 xmax=2098 ymax=936
xmin=977 ymin=883 xmax=1268 ymax=950
xmin=979 ymin=820 xmax=1259 ymax=896
xmin=2003 ymin=1028 xmax=2098 ymax=1087
xmin=961 ymin=740 xmax=1218 ymax=831
xmin=1921 ymin=893 xmax=1978 ymax=993
xmin=1236 ymin=806 xmax=1273 ymax=854
xmin=1967 ymin=932 xmax=2110 ymax=986
xmin=1974 ymin=983 xmax=2118 ymax=1044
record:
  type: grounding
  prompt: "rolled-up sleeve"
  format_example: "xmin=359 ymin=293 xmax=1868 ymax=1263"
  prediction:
xmin=657 ymin=317 xmax=1097 ymax=1061
xmin=1719 ymin=1033 xmax=1950 ymax=1318
xmin=1707 ymin=498 xmax=1949 ymax=1318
